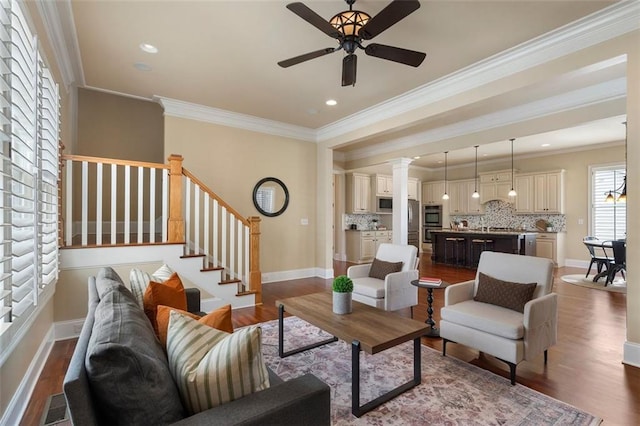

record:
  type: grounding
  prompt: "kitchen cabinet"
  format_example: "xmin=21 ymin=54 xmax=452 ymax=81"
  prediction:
xmin=408 ymin=178 xmax=420 ymax=200
xmin=346 ymin=230 xmax=393 ymax=263
xmin=533 ymin=171 xmax=564 ymax=213
xmin=535 ymin=232 xmax=565 ymax=267
xmin=466 ymin=181 xmax=484 ymax=214
xmin=514 ymin=175 xmax=534 ymax=213
xmin=375 ymin=175 xmax=393 ymax=196
xmin=422 ymin=180 xmax=445 ymax=205
xmin=446 ymin=180 xmax=482 ymax=215
xmin=479 ymin=170 xmax=513 ymax=203
xmin=345 ymin=173 xmax=371 ymax=213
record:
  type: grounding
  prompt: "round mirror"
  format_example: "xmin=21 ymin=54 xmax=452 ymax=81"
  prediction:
xmin=252 ymin=177 xmax=289 ymax=217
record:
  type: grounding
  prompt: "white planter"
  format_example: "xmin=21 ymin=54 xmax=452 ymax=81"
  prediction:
xmin=333 ymin=291 xmax=352 ymax=314
xmin=546 ymin=226 xmax=553 ymax=232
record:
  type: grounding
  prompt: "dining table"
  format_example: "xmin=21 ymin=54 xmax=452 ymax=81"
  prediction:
xmin=582 ymin=239 xmax=616 ymax=282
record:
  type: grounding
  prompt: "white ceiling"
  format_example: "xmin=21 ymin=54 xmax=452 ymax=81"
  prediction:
xmin=60 ymin=0 xmax=630 ymax=168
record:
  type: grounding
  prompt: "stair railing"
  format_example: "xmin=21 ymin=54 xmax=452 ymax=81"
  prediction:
xmin=60 ymin=153 xmax=262 ymax=302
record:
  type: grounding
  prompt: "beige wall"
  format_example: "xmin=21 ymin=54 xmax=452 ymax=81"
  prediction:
xmin=164 ymin=117 xmax=318 ymax=274
xmin=77 ymin=89 xmax=164 ymax=161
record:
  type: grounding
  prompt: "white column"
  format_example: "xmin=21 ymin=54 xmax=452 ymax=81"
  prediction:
xmin=390 ymin=158 xmax=413 ymax=245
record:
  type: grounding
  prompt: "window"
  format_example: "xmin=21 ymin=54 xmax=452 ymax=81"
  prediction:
xmin=591 ymin=165 xmax=626 ymax=240
xmin=0 ymin=0 xmax=59 ymax=341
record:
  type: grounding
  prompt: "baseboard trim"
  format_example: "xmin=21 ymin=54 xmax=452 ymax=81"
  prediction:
xmin=564 ymin=259 xmax=590 ymax=269
xmin=54 ymin=318 xmax=85 ymax=341
xmin=262 ymin=267 xmax=333 ymax=283
xmin=1 ymin=326 xmax=55 ymax=426
xmin=623 ymin=341 xmax=640 ymax=368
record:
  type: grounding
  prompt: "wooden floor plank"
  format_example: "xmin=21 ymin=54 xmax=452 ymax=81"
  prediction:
xmin=19 ymin=257 xmax=639 ymax=425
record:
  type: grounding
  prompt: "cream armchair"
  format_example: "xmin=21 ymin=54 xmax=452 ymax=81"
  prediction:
xmin=440 ymin=251 xmax=557 ymax=385
xmin=347 ymin=243 xmax=419 ymax=312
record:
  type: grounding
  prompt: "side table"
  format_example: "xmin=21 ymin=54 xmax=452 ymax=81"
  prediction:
xmin=410 ymin=279 xmax=449 ymax=337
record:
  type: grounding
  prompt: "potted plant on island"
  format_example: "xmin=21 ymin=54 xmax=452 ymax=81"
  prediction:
xmin=332 ymin=275 xmax=353 ymax=315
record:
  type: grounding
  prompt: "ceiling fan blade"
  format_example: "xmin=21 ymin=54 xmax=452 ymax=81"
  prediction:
xmin=364 ymin=43 xmax=426 ymax=67
xmin=360 ymin=0 xmax=421 ymax=40
xmin=278 ymin=47 xmax=338 ymax=68
xmin=286 ymin=2 xmax=342 ymax=39
xmin=342 ymin=54 xmax=357 ymax=87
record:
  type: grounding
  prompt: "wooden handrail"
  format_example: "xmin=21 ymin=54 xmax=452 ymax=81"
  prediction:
xmin=182 ymin=168 xmax=250 ymax=227
xmin=60 ymin=154 xmax=170 ymax=170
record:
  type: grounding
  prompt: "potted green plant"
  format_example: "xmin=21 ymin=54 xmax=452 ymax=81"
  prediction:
xmin=332 ymin=275 xmax=353 ymax=314
xmin=545 ymin=220 xmax=553 ymax=232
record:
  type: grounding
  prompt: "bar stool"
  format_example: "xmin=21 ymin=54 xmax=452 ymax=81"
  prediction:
xmin=445 ymin=237 xmax=466 ymax=267
xmin=471 ymin=238 xmax=494 ymax=267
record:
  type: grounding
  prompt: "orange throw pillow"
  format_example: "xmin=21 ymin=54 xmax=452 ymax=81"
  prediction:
xmin=143 ymin=273 xmax=187 ymax=333
xmin=156 ymin=304 xmax=234 ymax=348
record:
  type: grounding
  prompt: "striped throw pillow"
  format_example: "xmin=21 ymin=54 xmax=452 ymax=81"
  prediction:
xmin=166 ymin=311 xmax=270 ymax=414
xmin=129 ymin=264 xmax=175 ymax=308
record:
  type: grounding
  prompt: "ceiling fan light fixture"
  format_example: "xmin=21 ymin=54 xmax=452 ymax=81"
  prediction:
xmin=330 ymin=10 xmax=371 ymax=36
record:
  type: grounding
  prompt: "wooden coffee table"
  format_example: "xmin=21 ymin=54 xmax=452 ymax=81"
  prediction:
xmin=276 ymin=291 xmax=429 ymax=417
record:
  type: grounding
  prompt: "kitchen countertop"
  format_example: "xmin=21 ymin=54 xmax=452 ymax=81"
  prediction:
xmin=431 ymin=229 xmax=538 ymax=236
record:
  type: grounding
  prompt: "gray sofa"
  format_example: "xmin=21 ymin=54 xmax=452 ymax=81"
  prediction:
xmin=63 ymin=267 xmax=331 ymax=425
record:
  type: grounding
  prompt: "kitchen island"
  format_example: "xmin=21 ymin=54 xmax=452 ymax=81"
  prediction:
xmin=431 ymin=229 xmax=537 ymax=268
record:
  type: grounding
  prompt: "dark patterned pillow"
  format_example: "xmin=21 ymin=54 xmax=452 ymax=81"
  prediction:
xmin=474 ymin=272 xmax=537 ymax=313
xmin=368 ymin=258 xmax=404 ymax=280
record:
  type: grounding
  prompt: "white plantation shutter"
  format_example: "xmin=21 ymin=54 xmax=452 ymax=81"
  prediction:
xmin=592 ymin=165 xmax=626 ymax=240
xmin=0 ymin=0 xmax=59 ymax=333
xmin=0 ymin=0 xmax=10 ymax=325
xmin=38 ymin=56 xmax=58 ymax=286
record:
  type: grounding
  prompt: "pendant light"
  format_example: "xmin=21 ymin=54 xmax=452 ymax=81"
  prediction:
xmin=508 ymin=138 xmax=517 ymax=197
xmin=442 ymin=151 xmax=449 ymax=200
xmin=472 ymin=145 xmax=480 ymax=199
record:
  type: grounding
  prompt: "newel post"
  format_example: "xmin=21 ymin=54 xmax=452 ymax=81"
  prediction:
xmin=248 ymin=216 xmax=262 ymax=304
xmin=168 ymin=154 xmax=185 ymax=243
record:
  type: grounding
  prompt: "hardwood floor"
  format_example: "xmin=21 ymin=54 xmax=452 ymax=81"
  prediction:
xmin=20 ymin=256 xmax=639 ymax=425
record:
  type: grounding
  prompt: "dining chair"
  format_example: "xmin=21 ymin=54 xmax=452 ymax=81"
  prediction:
xmin=605 ymin=240 xmax=626 ymax=286
xmin=583 ymin=237 xmax=611 ymax=278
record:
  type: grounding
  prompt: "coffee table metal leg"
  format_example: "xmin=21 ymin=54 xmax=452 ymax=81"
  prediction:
xmin=351 ymin=337 xmax=422 ymax=418
xmin=278 ymin=304 xmax=337 ymax=358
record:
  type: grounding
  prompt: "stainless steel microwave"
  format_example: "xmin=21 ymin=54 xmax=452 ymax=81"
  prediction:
xmin=376 ymin=197 xmax=393 ymax=213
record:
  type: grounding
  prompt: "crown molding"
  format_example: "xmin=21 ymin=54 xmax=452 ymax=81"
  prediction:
xmin=34 ymin=0 xmax=85 ymax=91
xmin=84 ymin=85 xmax=155 ymax=103
xmin=315 ymin=0 xmax=640 ymax=142
xmin=155 ymin=96 xmax=316 ymax=142
xmin=343 ymin=78 xmax=626 ymax=162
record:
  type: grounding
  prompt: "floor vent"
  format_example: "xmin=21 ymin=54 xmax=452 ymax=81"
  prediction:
xmin=40 ymin=393 xmax=69 ymax=426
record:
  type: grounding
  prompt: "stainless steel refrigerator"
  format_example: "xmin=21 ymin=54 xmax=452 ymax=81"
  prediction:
xmin=408 ymin=199 xmax=420 ymax=249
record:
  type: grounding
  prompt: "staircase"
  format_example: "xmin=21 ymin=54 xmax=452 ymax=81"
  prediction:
xmin=60 ymin=153 xmax=262 ymax=308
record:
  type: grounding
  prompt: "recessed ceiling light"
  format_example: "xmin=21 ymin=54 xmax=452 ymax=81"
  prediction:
xmin=437 ymin=160 xmax=443 ymax=164
xmin=413 ymin=156 xmax=420 ymax=159
xmin=134 ymin=62 xmax=152 ymax=71
xmin=140 ymin=43 xmax=158 ymax=54
xmin=325 ymin=99 xmax=337 ymax=106
xmin=541 ymin=143 xmax=551 ymax=147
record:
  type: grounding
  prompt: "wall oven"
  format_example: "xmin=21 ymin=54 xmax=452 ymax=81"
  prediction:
xmin=423 ymin=205 xmax=442 ymax=243
xmin=424 ymin=205 xmax=443 ymax=226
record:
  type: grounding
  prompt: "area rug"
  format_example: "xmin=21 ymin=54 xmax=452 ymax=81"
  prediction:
xmin=260 ymin=317 xmax=601 ymax=426
xmin=560 ymin=274 xmax=626 ymax=293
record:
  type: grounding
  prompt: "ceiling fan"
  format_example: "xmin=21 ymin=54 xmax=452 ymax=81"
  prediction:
xmin=278 ymin=0 xmax=426 ymax=87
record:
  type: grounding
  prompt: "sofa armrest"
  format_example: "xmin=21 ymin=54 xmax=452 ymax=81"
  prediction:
xmin=444 ymin=280 xmax=474 ymax=306
xmin=185 ymin=288 xmax=203 ymax=315
xmin=171 ymin=373 xmax=330 ymax=426
xmin=523 ymin=293 xmax=558 ymax=360
xmin=347 ymin=264 xmax=371 ymax=279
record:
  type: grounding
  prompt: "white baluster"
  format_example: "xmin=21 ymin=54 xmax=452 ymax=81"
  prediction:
xmin=96 ymin=162 xmax=102 ymax=245
xmin=204 ymin=196 xmax=210 ymax=263
xmin=81 ymin=161 xmax=88 ymax=246
xmin=185 ymin=178 xmax=191 ymax=252
xmin=162 ymin=169 xmax=168 ymax=242
xmin=124 ymin=165 xmax=130 ymax=244
xmin=221 ymin=207 xmax=227 ymax=273
xmin=65 ymin=159 xmax=72 ymax=246
xmin=194 ymin=184 xmax=200 ymax=254
xmin=149 ymin=168 xmax=156 ymax=243
xmin=229 ymin=216 xmax=235 ymax=280
xmin=213 ymin=199 xmax=219 ymax=267
xmin=244 ymin=224 xmax=249 ymax=287
xmin=137 ymin=166 xmax=144 ymax=243
xmin=111 ymin=164 xmax=117 ymax=244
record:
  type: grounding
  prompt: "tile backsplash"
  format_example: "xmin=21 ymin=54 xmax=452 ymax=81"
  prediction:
xmin=344 ymin=214 xmax=388 ymax=230
xmin=451 ymin=200 xmax=566 ymax=231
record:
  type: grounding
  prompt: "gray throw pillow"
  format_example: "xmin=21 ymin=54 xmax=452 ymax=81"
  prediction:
xmin=474 ymin=272 xmax=537 ymax=313
xmin=368 ymin=258 xmax=404 ymax=280
xmin=85 ymin=285 xmax=185 ymax=425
